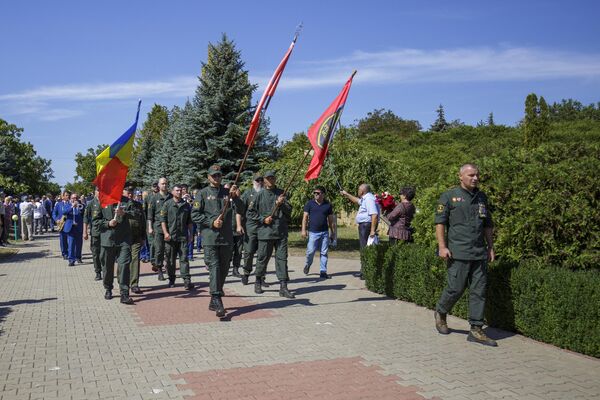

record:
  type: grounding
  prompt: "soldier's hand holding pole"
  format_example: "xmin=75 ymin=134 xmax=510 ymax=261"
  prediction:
xmin=213 ymin=217 xmax=223 ymax=229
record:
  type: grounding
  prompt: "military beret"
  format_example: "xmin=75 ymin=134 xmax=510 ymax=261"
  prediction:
xmin=207 ymin=165 xmax=223 ymax=176
xmin=263 ymin=170 xmax=276 ymax=178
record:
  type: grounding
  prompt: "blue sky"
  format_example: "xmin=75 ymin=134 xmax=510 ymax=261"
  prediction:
xmin=2 ymin=1 xmax=600 ymax=187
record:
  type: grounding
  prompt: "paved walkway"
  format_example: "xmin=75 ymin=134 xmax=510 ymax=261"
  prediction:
xmin=1 ymin=233 xmax=599 ymax=400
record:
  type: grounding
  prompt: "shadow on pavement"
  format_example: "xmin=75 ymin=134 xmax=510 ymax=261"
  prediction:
xmin=293 ymin=284 xmax=347 ymax=296
xmin=448 ymin=326 xmax=516 ymax=341
xmin=0 ymin=297 xmax=58 ymax=336
xmin=221 ymin=297 xmax=315 ymax=321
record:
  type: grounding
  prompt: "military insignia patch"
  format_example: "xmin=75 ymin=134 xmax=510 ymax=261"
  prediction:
xmin=193 ymin=201 xmax=200 ymax=208
xmin=160 ymin=210 xmax=166 ymax=216
xmin=437 ymin=204 xmax=445 ymax=213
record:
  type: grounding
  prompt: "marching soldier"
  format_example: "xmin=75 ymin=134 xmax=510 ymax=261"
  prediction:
xmin=145 ymin=182 xmax=159 ymax=265
xmin=247 ymin=170 xmax=295 ymax=298
xmin=191 ymin=165 xmax=242 ymax=317
xmin=239 ymin=173 xmax=263 ymax=285
xmin=148 ymin=178 xmax=171 ymax=281
xmin=93 ymin=193 xmax=135 ymax=304
xmin=125 ymin=186 xmax=147 ymax=294
xmin=161 ymin=184 xmax=194 ymax=290
xmin=83 ymin=187 xmax=103 ymax=280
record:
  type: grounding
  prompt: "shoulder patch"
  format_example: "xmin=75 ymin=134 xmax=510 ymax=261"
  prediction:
xmin=436 ymin=204 xmax=445 ymax=213
xmin=193 ymin=201 xmax=200 ymax=208
xmin=160 ymin=209 xmax=166 ymax=216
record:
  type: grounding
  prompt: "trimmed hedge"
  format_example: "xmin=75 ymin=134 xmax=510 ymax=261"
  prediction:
xmin=362 ymin=243 xmax=600 ymax=357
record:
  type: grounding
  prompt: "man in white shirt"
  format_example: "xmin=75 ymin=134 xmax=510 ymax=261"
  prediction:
xmin=33 ymin=197 xmax=47 ymax=235
xmin=19 ymin=195 xmax=35 ymax=241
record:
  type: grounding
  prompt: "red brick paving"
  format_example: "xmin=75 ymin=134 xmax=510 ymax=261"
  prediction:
xmin=129 ymin=261 xmax=275 ymax=325
xmin=172 ymin=357 xmax=441 ymax=400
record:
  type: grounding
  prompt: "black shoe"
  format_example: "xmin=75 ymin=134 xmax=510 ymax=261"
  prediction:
xmin=241 ymin=275 xmax=249 ymax=285
xmin=77 ymin=259 xmax=83 ymax=264
xmin=232 ymin=268 xmax=241 ymax=278
xmin=303 ymin=264 xmax=310 ymax=275
xmin=254 ymin=280 xmax=264 ymax=294
xmin=104 ymin=290 xmax=113 ymax=300
xmin=158 ymin=270 xmax=166 ymax=281
xmin=208 ymin=296 xmax=217 ymax=311
xmin=68 ymin=261 xmax=75 ymax=267
xmin=279 ymin=281 xmax=295 ymax=299
xmin=319 ymin=271 xmax=330 ymax=279
xmin=185 ymin=281 xmax=194 ymax=291
xmin=168 ymin=280 xmax=176 ymax=288
xmin=131 ymin=286 xmax=142 ymax=294
xmin=214 ymin=296 xmax=226 ymax=317
xmin=151 ymin=264 xmax=159 ymax=272
xmin=260 ymin=276 xmax=270 ymax=287
xmin=95 ymin=273 xmax=102 ymax=281
xmin=120 ymin=294 xmax=134 ymax=305
xmin=141 ymin=259 xmax=149 ymax=263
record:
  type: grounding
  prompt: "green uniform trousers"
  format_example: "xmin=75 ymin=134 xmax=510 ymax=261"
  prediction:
xmin=165 ymin=240 xmax=190 ymax=282
xmin=90 ymin=235 xmax=102 ymax=274
xmin=101 ymin=244 xmax=132 ymax=294
xmin=204 ymin=245 xmax=231 ymax=296
xmin=243 ymin=228 xmax=258 ymax=274
xmin=153 ymin=231 xmax=166 ymax=268
xmin=147 ymin=231 xmax=155 ymax=265
xmin=436 ymin=259 xmax=487 ymax=326
xmin=232 ymin=235 xmax=243 ymax=269
xmin=129 ymin=241 xmax=142 ymax=287
xmin=255 ymin=237 xmax=289 ymax=282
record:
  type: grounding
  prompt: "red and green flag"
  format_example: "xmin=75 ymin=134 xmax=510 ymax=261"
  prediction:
xmin=93 ymin=100 xmax=141 ymax=207
xmin=304 ymin=72 xmax=356 ymax=181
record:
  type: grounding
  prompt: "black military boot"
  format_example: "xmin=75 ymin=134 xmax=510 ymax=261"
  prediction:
xmin=104 ymin=290 xmax=112 ymax=300
xmin=241 ymin=274 xmax=249 ymax=285
xmin=208 ymin=295 xmax=218 ymax=311
xmin=214 ymin=296 xmax=226 ymax=317
xmin=120 ymin=293 xmax=134 ymax=305
xmin=254 ymin=279 xmax=264 ymax=294
xmin=232 ymin=267 xmax=241 ymax=278
xmin=168 ymin=278 xmax=176 ymax=288
xmin=157 ymin=269 xmax=166 ymax=281
xmin=184 ymin=280 xmax=194 ymax=291
xmin=95 ymin=272 xmax=102 ymax=281
xmin=279 ymin=281 xmax=295 ymax=299
xmin=260 ymin=276 xmax=270 ymax=287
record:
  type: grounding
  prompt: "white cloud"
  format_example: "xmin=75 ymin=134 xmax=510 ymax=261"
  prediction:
xmin=1 ymin=46 xmax=599 ymax=120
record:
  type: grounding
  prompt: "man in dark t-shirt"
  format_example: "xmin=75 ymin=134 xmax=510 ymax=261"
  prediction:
xmin=301 ymin=186 xmax=336 ymax=279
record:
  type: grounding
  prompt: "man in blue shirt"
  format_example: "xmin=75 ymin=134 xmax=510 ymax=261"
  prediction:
xmin=302 ymin=186 xmax=336 ymax=279
xmin=341 ymin=183 xmax=380 ymax=279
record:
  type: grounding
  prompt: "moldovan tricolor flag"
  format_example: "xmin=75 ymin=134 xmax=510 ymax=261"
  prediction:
xmin=93 ymin=100 xmax=141 ymax=207
xmin=304 ymin=72 xmax=355 ymax=181
xmin=245 ymin=36 xmax=298 ymax=147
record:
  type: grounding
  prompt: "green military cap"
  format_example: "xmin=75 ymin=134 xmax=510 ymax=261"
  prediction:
xmin=263 ymin=170 xmax=276 ymax=178
xmin=253 ymin=172 xmax=264 ymax=181
xmin=207 ymin=165 xmax=223 ymax=176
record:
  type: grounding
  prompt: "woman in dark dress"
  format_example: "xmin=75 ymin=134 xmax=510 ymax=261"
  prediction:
xmin=387 ymin=187 xmax=416 ymax=245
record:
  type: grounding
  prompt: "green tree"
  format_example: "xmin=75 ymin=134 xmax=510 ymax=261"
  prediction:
xmin=65 ymin=144 xmax=107 ymax=195
xmin=146 ymin=105 xmax=183 ymax=183
xmin=355 ymin=108 xmax=421 ymax=137
xmin=129 ymin=104 xmax=169 ymax=187
xmin=430 ymin=104 xmax=448 ymax=132
xmin=524 ymin=93 xmax=550 ymax=147
xmin=487 ymin=112 xmax=495 ymax=126
xmin=0 ymin=118 xmax=57 ymax=195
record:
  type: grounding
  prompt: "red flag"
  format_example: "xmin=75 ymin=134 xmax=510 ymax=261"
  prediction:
xmin=305 ymin=72 xmax=355 ymax=181
xmin=245 ymin=37 xmax=297 ymax=146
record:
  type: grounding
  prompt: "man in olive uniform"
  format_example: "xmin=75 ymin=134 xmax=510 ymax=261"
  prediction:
xmin=191 ymin=165 xmax=242 ymax=317
xmin=224 ymin=183 xmax=244 ymax=278
xmin=125 ymin=186 xmax=146 ymax=294
xmin=239 ymin=173 xmax=263 ymax=285
xmin=148 ymin=178 xmax=171 ymax=281
xmin=434 ymin=163 xmax=497 ymax=347
xmin=145 ymin=182 xmax=159 ymax=264
xmin=93 ymin=194 xmax=135 ymax=304
xmin=83 ymin=187 xmax=102 ymax=281
xmin=161 ymin=184 xmax=193 ymax=290
xmin=247 ymin=170 xmax=295 ymax=299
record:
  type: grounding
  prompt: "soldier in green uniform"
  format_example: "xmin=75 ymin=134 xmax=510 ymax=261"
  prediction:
xmin=247 ymin=170 xmax=295 ymax=299
xmin=434 ymin=163 xmax=497 ymax=346
xmin=161 ymin=184 xmax=194 ymax=290
xmin=239 ymin=173 xmax=263 ymax=285
xmin=191 ymin=165 xmax=242 ymax=317
xmin=83 ymin=187 xmax=102 ymax=281
xmin=225 ymin=183 xmax=244 ymax=278
xmin=147 ymin=177 xmax=171 ymax=281
xmin=144 ymin=182 xmax=159 ymax=264
xmin=125 ymin=186 xmax=146 ymax=294
xmin=93 ymin=194 xmax=135 ymax=305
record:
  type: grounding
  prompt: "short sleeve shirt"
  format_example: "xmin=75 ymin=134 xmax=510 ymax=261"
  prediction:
xmin=355 ymin=192 xmax=379 ymax=224
xmin=303 ymin=200 xmax=333 ymax=233
xmin=434 ymin=186 xmax=493 ymax=260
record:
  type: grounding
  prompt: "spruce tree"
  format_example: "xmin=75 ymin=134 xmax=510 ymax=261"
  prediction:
xmin=146 ymin=106 xmax=183 ymax=183
xmin=430 ymin=104 xmax=448 ymax=132
xmin=523 ymin=93 xmax=549 ymax=147
xmin=487 ymin=112 xmax=495 ymax=126
xmin=129 ymin=104 xmax=169 ymax=187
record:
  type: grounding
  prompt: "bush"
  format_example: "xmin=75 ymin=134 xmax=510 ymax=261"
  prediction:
xmin=362 ymin=243 xmax=600 ymax=357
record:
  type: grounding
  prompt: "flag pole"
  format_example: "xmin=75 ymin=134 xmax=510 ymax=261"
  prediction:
xmin=269 ymin=147 xmax=312 ymax=218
